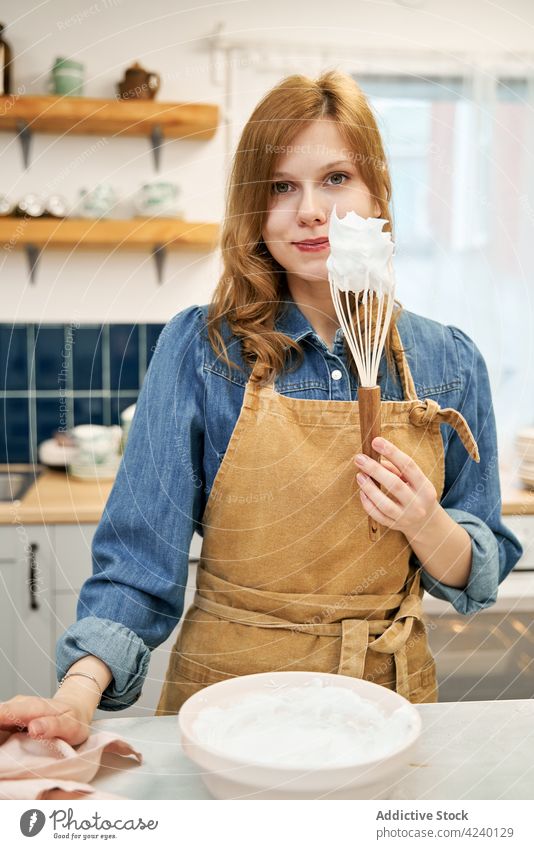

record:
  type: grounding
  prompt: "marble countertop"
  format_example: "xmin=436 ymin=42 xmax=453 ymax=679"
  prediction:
xmin=89 ymin=698 xmax=534 ymax=800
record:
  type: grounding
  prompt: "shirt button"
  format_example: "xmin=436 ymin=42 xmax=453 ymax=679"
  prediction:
xmin=331 ymin=369 xmax=343 ymax=381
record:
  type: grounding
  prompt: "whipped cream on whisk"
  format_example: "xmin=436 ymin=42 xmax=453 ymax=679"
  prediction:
xmin=326 ymin=204 xmax=395 ymax=295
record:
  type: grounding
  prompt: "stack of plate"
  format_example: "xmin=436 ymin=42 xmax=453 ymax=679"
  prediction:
xmin=515 ymin=427 xmax=534 ymax=489
xmin=68 ymin=455 xmax=121 ymax=481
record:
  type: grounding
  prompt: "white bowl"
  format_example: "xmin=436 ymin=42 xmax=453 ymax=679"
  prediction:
xmin=178 ymin=671 xmax=422 ymax=800
xmin=38 ymin=438 xmax=78 ymax=469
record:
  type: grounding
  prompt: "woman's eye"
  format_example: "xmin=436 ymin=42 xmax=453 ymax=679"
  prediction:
xmin=272 ymin=181 xmax=291 ymax=194
xmin=327 ymin=172 xmax=349 ymax=185
xmin=271 ymin=174 xmax=348 ymax=193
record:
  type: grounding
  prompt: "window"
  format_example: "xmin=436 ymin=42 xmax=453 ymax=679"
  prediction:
xmin=356 ymin=73 xmax=534 ymax=457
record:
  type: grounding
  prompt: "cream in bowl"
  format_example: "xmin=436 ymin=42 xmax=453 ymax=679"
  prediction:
xmin=178 ymin=671 xmax=422 ymax=799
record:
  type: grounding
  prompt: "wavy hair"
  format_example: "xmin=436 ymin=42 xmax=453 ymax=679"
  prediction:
xmin=207 ymin=69 xmax=404 ymax=387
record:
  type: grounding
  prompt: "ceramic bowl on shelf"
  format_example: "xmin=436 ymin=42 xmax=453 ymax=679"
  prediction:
xmin=133 ymin=181 xmax=182 ymax=218
xmin=178 ymin=670 xmax=421 ymax=800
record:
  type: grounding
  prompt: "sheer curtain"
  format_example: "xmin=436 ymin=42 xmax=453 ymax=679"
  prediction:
xmin=359 ymin=69 xmax=534 ymax=462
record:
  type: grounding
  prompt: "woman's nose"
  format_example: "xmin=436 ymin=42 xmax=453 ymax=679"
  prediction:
xmin=296 ymin=186 xmax=327 ymax=226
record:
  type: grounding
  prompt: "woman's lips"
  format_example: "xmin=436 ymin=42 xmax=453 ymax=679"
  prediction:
xmin=293 ymin=239 xmax=329 ymax=253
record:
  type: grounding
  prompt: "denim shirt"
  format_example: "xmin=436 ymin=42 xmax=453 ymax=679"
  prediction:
xmin=56 ymin=293 xmax=523 ymax=710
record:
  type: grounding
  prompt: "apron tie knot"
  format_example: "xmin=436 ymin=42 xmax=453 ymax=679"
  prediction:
xmin=336 ymin=590 xmax=424 ymax=699
xmin=409 ymin=399 xmax=480 ymax=463
xmin=409 ymin=398 xmax=440 ymax=426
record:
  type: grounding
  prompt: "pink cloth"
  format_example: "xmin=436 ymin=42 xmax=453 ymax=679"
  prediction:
xmin=0 ymin=728 xmax=143 ymax=800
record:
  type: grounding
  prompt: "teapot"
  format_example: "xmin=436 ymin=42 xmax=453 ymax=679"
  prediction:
xmin=117 ymin=61 xmax=160 ymax=100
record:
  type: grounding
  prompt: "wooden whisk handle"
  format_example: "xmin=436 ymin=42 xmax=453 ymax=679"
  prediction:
xmin=357 ymin=385 xmax=382 ymax=542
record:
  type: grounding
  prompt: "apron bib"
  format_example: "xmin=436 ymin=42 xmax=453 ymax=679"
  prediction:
xmin=156 ymin=323 xmax=479 ymax=715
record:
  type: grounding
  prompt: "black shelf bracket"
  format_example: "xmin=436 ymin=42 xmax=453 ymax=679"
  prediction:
xmin=16 ymin=119 xmax=33 ymax=169
xmin=152 ymin=243 xmax=166 ymax=284
xmin=24 ymin=243 xmax=40 ymax=284
xmin=149 ymin=124 xmax=163 ymax=172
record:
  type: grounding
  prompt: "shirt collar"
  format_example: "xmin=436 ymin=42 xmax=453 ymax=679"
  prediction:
xmin=274 ymin=284 xmax=406 ymax=347
xmin=274 ymin=284 xmax=404 ymax=397
xmin=274 ymin=284 xmax=344 ymax=344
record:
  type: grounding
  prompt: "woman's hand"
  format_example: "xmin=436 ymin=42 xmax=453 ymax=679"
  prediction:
xmin=0 ymin=694 xmax=92 ymax=746
xmin=354 ymin=436 xmax=439 ymax=539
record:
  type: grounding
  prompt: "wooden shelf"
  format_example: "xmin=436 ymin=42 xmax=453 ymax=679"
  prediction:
xmin=0 ymin=95 xmax=220 ymax=170
xmin=0 ymin=217 xmax=219 ymax=284
xmin=0 ymin=95 xmax=219 ymax=139
xmin=0 ymin=216 xmax=219 ymax=249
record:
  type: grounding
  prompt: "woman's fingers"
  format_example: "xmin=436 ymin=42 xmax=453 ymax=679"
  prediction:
xmin=372 ymin=437 xmax=427 ymax=488
xmin=358 ymin=473 xmax=402 ymax=521
xmin=28 ymin=710 xmax=89 ymax=746
xmin=0 ymin=696 xmax=57 ymax=730
xmin=355 ymin=454 xmax=408 ymax=502
xmin=359 ymin=489 xmax=396 ymax=526
xmin=380 ymin=458 xmax=404 ymax=479
xmin=0 ymin=696 xmax=88 ymax=745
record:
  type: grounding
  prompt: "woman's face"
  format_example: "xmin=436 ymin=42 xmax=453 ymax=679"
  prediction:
xmin=262 ymin=120 xmax=381 ymax=286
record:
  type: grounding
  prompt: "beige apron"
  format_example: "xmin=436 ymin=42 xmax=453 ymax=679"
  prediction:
xmin=156 ymin=323 xmax=479 ymax=715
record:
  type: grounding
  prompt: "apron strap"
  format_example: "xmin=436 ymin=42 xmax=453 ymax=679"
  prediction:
xmin=391 ymin=322 xmax=419 ymax=402
xmin=193 ymin=570 xmax=425 ymax=700
xmin=368 ymin=594 xmax=423 ymax=699
xmin=338 ymin=619 xmax=369 ymax=678
xmin=391 ymin=322 xmax=480 ymax=462
xmin=193 ymin=593 xmax=344 ymax=636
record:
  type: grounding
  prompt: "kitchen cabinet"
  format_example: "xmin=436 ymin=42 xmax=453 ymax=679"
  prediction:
xmin=0 ymin=526 xmax=54 ymax=701
xmin=0 ymin=522 xmax=202 ymax=718
xmin=54 ymin=525 xmax=202 ymax=719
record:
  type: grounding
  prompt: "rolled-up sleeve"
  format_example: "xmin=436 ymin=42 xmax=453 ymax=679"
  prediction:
xmin=56 ymin=305 xmax=207 ymax=710
xmin=417 ymin=326 xmax=523 ymax=615
xmin=56 ymin=617 xmax=151 ymax=711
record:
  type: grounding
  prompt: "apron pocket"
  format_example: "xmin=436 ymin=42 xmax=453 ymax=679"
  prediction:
xmin=171 ymin=652 xmax=236 ymax=686
xmin=154 ymin=653 xmax=235 ymax=716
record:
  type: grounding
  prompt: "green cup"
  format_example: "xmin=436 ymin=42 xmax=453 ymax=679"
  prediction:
xmin=50 ymin=57 xmax=84 ymax=96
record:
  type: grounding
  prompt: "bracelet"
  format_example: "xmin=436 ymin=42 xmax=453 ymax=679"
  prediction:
xmin=59 ymin=672 xmax=103 ymax=701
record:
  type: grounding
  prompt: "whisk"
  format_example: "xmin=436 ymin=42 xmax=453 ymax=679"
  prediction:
xmin=326 ymin=205 xmax=396 ymax=542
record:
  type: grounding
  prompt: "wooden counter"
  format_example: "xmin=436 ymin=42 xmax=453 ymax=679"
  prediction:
xmin=1 ymin=463 xmax=533 ymax=525
xmin=498 ymin=461 xmax=534 ymax=515
xmin=0 ymin=466 xmax=113 ymax=525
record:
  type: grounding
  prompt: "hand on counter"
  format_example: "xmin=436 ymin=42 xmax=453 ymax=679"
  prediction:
xmin=0 ymin=693 xmax=92 ymax=746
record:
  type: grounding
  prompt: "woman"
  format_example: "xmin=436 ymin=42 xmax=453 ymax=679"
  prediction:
xmin=0 ymin=71 xmax=522 ymax=744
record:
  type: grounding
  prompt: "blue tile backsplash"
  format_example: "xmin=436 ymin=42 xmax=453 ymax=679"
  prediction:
xmin=0 ymin=323 xmax=165 ymax=463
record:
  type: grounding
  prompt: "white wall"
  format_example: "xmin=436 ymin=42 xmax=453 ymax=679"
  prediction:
xmin=2 ymin=0 xmax=534 ymax=323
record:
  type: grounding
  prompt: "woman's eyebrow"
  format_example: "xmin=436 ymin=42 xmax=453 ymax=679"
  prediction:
xmin=272 ymin=159 xmax=354 ymax=178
